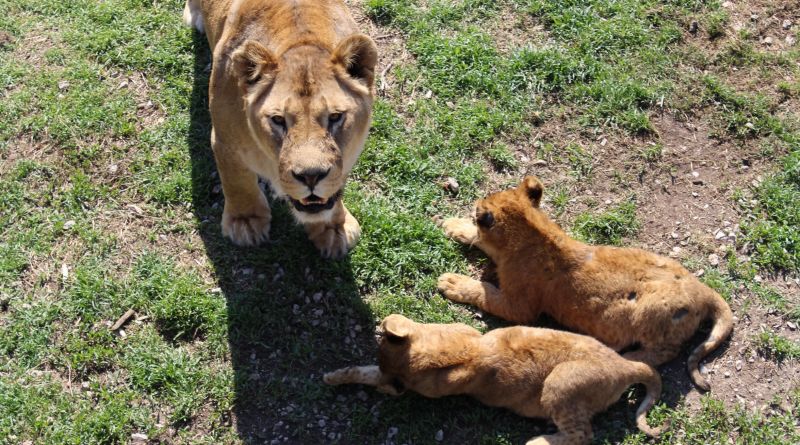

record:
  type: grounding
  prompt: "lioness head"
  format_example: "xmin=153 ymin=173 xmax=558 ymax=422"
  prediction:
xmin=471 ymin=176 xmax=546 ymax=244
xmin=230 ymin=35 xmax=378 ymax=221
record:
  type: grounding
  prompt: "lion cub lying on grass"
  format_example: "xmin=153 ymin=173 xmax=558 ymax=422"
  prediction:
xmin=325 ymin=314 xmax=664 ymax=444
xmin=437 ymin=176 xmax=733 ymax=390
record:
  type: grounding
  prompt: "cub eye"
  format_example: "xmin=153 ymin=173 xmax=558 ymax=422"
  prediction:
xmin=476 ymin=211 xmax=494 ymax=228
xmin=270 ymin=115 xmax=286 ymax=128
xmin=328 ymin=112 xmax=343 ymax=125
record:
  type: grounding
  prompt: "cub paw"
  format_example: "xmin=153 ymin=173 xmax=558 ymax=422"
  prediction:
xmin=439 ymin=217 xmax=479 ymax=245
xmin=307 ymin=210 xmax=361 ymax=259
xmin=437 ymin=273 xmax=479 ymax=304
xmin=221 ymin=203 xmax=271 ymax=246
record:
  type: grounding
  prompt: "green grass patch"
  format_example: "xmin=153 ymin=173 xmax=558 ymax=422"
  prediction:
xmin=573 ymin=200 xmax=640 ymax=245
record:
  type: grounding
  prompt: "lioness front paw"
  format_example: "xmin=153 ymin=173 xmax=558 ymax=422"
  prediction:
xmin=221 ymin=202 xmax=271 ymax=246
xmin=437 ymin=273 xmax=481 ymax=304
xmin=439 ymin=217 xmax=479 ymax=245
xmin=306 ymin=210 xmax=361 ymax=259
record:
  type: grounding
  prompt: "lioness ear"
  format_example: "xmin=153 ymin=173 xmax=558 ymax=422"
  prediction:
xmin=231 ymin=40 xmax=278 ymax=90
xmin=381 ymin=315 xmax=410 ymax=345
xmin=520 ymin=176 xmax=544 ymax=208
xmin=331 ymin=34 xmax=378 ymax=86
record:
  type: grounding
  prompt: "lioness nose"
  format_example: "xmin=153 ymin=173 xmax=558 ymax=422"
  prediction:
xmin=292 ymin=168 xmax=330 ymax=189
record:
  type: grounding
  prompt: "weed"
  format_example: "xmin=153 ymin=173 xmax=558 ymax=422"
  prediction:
xmin=755 ymin=330 xmax=800 ymax=362
xmin=573 ymin=200 xmax=640 ymax=245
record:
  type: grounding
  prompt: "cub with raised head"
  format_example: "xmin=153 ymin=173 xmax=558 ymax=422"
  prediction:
xmin=325 ymin=314 xmax=665 ymax=445
xmin=184 ymin=0 xmax=378 ymax=257
xmin=437 ymin=176 xmax=733 ymax=390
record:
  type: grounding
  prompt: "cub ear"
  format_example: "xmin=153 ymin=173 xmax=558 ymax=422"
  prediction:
xmin=520 ymin=176 xmax=544 ymax=208
xmin=331 ymin=34 xmax=378 ymax=86
xmin=231 ymin=40 xmax=278 ymax=90
xmin=381 ymin=315 xmax=410 ymax=345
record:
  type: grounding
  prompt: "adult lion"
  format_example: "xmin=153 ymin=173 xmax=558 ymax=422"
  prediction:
xmin=184 ymin=0 xmax=378 ymax=258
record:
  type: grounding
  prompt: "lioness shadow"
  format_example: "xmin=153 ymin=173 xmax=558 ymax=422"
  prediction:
xmin=187 ymin=33 xmax=375 ymax=443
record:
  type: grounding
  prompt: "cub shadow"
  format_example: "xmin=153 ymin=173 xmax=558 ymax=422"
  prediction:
xmin=187 ymin=33 xmax=375 ymax=443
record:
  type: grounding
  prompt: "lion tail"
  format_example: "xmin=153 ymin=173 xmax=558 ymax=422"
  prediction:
xmin=633 ymin=361 xmax=669 ymax=437
xmin=687 ymin=291 xmax=734 ymax=391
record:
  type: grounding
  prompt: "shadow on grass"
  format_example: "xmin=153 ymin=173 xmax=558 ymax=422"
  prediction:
xmin=187 ymin=33 xmax=376 ymax=443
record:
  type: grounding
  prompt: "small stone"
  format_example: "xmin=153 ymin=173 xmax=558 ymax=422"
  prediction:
xmin=312 ymin=292 xmax=323 ymax=303
xmin=212 ymin=184 xmax=221 ymax=194
xmin=318 ymin=419 xmax=326 ymax=428
xmin=786 ymin=35 xmax=797 ymax=46
xmin=442 ymin=177 xmax=459 ymax=194
xmin=724 ymin=371 xmax=731 ymax=378
xmin=671 ymin=232 xmax=679 ymax=239
xmin=721 ymin=1 xmax=733 ymax=7
xmin=691 ymin=171 xmax=700 ymax=178
xmin=787 ymin=321 xmax=797 ymax=330
xmin=131 ymin=433 xmax=148 ymax=442
xmin=81 ymin=381 xmax=90 ymax=391
xmin=745 ymin=122 xmax=755 ymax=130
xmin=531 ymin=159 xmax=547 ymax=167
xmin=64 ymin=220 xmax=76 ymax=230
xmin=715 ymin=230 xmax=726 ymax=240
xmin=754 ymin=275 xmax=763 ymax=283
xmin=435 ymin=430 xmax=444 ymax=442
xmin=694 ymin=269 xmax=705 ymax=277
xmin=57 ymin=80 xmax=70 ymax=91
xmin=61 ymin=264 xmax=69 ymax=281
xmin=691 ymin=192 xmax=699 ymax=197
xmin=708 ymin=254 xmax=720 ymax=266
xmin=763 ymin=36 xmax=773 ymax=46
xmin=783 ymin=19 xmax=793 ymax=30
xmin=118 ymin=80 xmax=129 ymax=89
xmin=387 ymin=427 xmax=399 ymax=438
xmin=750 ymin=14 xmax=760 ymax=21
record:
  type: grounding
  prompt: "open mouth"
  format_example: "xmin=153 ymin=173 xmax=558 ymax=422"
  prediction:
xmin=289 ymin=189 xmax=342 ymax=214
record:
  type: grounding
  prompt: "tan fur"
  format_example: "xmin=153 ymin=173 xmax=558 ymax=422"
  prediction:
xmin=184 ymin=0 xmax=377 ymax=258
xmin=325 ymin=315 xmax=666 ymax=445
xmin=437 ymin=176 xmax=734 ymax=390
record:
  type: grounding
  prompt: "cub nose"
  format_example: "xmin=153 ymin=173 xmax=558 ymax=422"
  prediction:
xmin=292 ymin=168 xmax=330 ymax=189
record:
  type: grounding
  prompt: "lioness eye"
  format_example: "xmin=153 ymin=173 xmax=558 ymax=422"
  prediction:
xmin=328 ymin=112 xmax=343 ymax=124
xmin=270 ymin=115 xmax=286 ymax=128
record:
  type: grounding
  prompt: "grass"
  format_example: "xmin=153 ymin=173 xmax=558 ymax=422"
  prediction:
xmin=1 ymin=0 xmax=799 ymax=444
xmin=755 ymin=331 xmax=800 ymax=362
xmin=573 ymin=200 xmax=640 ymax=245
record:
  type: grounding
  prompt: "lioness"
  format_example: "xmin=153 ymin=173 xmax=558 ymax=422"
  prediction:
xmin=437 ymin=176 xmax=733 ymax=391
xmin=184 ymin=0 xmax=378 ymax=257
xmin=325 ymin=314 xmax=665 ymax=445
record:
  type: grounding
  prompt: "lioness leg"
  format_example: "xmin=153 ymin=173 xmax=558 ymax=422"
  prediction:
xmin=323 ymin=365 xmax=400 ymax=395
xmin=213 ymin=135 xmax=271 ymax=246
xmin=437 ymin=274 xmax=529 ymax=322
xmin=303 ymin=200 xmax=361 ymax=259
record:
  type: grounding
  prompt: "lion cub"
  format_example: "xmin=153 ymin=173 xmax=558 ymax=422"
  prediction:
xmin=325 ymin=314 xmax=664 ymax=445
xmin=437 ymin=176 xmax=733 ymax=390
